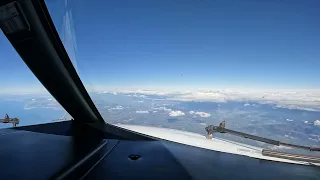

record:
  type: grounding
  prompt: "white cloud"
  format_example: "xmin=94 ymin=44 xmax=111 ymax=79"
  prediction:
xmin=163 ymin=107 xmax=172 ymax=111
xmin=155 ymin=106 xmax=186 ymax=117
xmin=314 ymin=120 xmax=320 ymax=126
xmin=169 ymin=110 xmax=185 ymax=117
xmin=153 ymin=111 xmax=158 ymax=113
xmin=110 ymin=105 xmax=124 ymax=110
xmin=308 ymin=137 xmax=319 ymax=142
xmin=131 ymin=94 xmax=148 ymax=98
xmin=189 ymin=111 xmax=211 ymax=118
xmin=286 ymin=119 xmax=293 ymax=122
xmin=195 ymin=112 xmax=211 ymax=118
xmin=136 ymin=110 xmax=149 ymax=114
xmin=244 ymin=103 xmax=259 ymax=107
xmin=171 ymin=91 xmax=226 ymax=102
xmin=304 ymin=121 xmax=308 ymax=124
xmin=154 ymin=106 xmax=172 ymax=112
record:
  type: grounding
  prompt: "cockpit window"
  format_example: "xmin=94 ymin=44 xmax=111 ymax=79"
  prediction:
xmin=0 ymin=30 xmax=70 ymax=128
xmin=45 ymin=0 xmax=320 ymax=156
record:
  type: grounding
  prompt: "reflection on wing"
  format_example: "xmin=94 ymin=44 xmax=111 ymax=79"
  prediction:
xmin=205 ymin=121 xmax=320 ymax=152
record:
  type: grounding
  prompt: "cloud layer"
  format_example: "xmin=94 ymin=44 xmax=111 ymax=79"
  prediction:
xmin=101 ymin=89 xmax=320 ymax=112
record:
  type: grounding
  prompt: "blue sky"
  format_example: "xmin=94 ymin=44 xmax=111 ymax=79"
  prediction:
xmin=1 ymin=0 xmax=320 ymax=93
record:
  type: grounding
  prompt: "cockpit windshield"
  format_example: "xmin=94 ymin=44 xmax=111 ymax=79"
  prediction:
xmin=4 ymin=0 xmax=319 ymax=157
